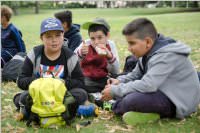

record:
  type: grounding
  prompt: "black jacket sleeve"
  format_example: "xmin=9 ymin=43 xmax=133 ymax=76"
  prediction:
xmin=69 ymin=33 xmax=82 ymax=51
xmin=65 ymin=61 xmax=85 ymax=90
xmin=17 ymin=57 xmax=37 ymax=90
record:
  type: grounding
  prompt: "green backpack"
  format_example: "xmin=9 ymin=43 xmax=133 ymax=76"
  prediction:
xmin=26 ymin=77 xmax=75 ymax=128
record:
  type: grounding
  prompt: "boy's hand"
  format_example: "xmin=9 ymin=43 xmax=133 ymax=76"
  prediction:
xmin=107 ymin=78 xmax=120 ymax=85
xmin=101 ymin=85 xmax=112 ymax=101
xmin=106 ymin=50 xmax=113 ymax=60
xmin=81 ymin=41 xmax=89 ymax=56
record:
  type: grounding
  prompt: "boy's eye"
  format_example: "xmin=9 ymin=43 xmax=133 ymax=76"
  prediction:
xmin=98 ymin=37 xmax=102 ymax=40
xmin=90 ymin=37 xmax=95 ymax=41
xmin=46 ymin=35 xmax=52 ymax=38
xmin=56 ymin=34 xmax=61 ymax=37
xmin=129 ymin=42 xmax=136 ymax=46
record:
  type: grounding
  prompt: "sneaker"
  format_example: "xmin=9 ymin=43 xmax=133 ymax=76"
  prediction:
xmin=13 ymin=93 xmax=22 ymax=111
xmin=122 ymin=111 xmax=160 ymax=126
xmin=89 ymin=93 xmax=103 ymax=108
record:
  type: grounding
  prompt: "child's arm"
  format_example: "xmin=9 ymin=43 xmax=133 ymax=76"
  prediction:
xmin=107 ymin=41 xmax=120 ymax=75
xmin=10 ymin=26 xmax=26 ymax=53
xmin=74 ymin=40 xmax=89 ymax=59
xmin=17 ymin=57 xmax=37 ymax=90
xmin=117 ymin=62 xmax=143 ymax=83
xmin=110 ymin=53 xmax=176 ymax=98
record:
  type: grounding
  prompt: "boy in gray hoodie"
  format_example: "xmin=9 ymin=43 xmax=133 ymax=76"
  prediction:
xmin=101 ymin=18 xmax=200 ymax=123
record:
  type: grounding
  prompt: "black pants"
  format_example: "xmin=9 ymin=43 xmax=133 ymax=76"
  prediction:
xmin=13 ymin=88 xmax=88 ymax=119
xmin=112 ymin=91 xmax=176 ymax=118
xmin=84 ymin=77 xmax=108 ymax=93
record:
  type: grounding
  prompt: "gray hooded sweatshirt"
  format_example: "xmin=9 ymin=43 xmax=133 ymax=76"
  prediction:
xmin=111 ymin=34 xmax=200 ymax=119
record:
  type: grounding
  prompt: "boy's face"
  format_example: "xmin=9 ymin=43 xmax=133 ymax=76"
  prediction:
xmin=1 ymin=16 xmax=8 ymax=25
xmin=62 ymin=22 xmax=69 ymax=32
xmin=41 ymin=30 xmax=64 ymax=53
xmin=89 ymin=30 xmax=109 ymax=47
xmin=125 ymin=34 xmax=153 ymax=58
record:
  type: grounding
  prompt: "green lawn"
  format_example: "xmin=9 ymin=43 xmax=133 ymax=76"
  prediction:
xmin=1 ymin=8 xmax=200 ymax=133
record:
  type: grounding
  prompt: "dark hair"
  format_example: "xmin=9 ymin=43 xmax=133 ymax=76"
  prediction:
xmin=54 ymin=10 xmax=72 ymax=27
xmin=1 ymin=5 xmax=13 ymax=21
xmin=88 ymin=24 xmax=109 ymax=36
xmin=122 ymin=18 xmax=157 ymax=41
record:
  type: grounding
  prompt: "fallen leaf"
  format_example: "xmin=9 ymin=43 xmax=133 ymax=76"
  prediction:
xmin=4 ymin=98 xmax=12 ymax=102
xmin=16 ymin=127 xmax=26 ymax=133
xmin=15 ymin=112 xmax=24 ymax=121
xmin=3 ymin=105 xmax=12 ymax=110
xmin=6 ymin=122 xmax=14 ymax=131
xmin=1 ymin=90 xmax=7 ymax=95
xmin=158 ymin=120 xmax=164 ymax=127
xmin=105 ymin=124 xmax=133 ymax=132
xmin=99 ymin=110 xmax=114 ymax=120
xmin=108 ymin=128 xmax=115 ymax=133
xmin=81 ymin=115 xmax=84 ymax=120
xmin=177 ymin=118 xmax=186 ymax=125
xmin=76 ymin=124 xmax=81 ymax=132
xmin=93 ymin=118 xmax=99 ymax=123
xmin=190 ymin=112 xmax=198 ymax=117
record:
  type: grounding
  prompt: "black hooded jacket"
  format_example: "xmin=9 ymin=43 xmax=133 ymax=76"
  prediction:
xmin=64 ymin=24 xmax=82 ymax=51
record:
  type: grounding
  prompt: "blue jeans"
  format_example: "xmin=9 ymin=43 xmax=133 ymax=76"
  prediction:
xmin=112 ymin=91 xmax=176 ymax=118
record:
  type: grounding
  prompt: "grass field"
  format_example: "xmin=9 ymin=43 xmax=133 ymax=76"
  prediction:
xmin=1 ymin=8 xmax=200 ymax=133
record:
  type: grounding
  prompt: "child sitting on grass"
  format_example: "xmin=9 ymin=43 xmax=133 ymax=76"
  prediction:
xmin=75 ymin=18 xmax=120 ymax=94
xmin=14 ymin=17 xmax=88 ymax=121
xmin=101 ymin=18 xmax=200 ymax=125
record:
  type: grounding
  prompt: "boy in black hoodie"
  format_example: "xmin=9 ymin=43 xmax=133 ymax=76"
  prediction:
xmin=14 ymin=18 xmax=88 ymax=120
xmin=54 ymin=10 xmax=82 ymax=51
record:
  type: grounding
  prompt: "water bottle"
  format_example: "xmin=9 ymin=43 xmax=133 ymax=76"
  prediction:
xmin=77 ymin=104 xmax=98 ymax=117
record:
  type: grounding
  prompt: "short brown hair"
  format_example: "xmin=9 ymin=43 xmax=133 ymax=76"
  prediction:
xmin=54 ymin=10 xmax=72 ymax=27
xmin=1 ymin=5 xmax=13 ymax=21
xmin=122 ymin=18 xmax=157 ymax=41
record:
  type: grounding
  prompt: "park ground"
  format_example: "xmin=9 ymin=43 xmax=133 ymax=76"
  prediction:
xmin=1 ymin=8 xmax=200 ymax=133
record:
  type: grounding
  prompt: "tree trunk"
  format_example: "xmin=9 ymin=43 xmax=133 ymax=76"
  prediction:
xmin=35 ymin=1 xmax=39 ymax=14
xmin=171 ymin=1 xmax=175 ymax=8
xmin=186 ymin=1 xmax=189 ymax=8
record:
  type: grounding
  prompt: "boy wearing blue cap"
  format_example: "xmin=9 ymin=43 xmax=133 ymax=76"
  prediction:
xmin=14 ymin=18 xmax=88 ymax=119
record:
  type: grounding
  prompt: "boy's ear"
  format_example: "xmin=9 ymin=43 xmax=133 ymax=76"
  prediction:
xmin=63 ymin=22 xmax=68 ymax=28
xmin=145 ymin=37 xmax=153 ymax=49
xmin=40 ymin=35 xmax=43 ymax=40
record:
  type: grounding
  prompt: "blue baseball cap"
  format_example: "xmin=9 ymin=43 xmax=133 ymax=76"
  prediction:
xmin=40 ymin=17 xmax=64 ymax=35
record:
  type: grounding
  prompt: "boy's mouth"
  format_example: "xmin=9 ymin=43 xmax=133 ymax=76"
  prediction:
xmin=51 ymin=44 xmax=58 ymax=48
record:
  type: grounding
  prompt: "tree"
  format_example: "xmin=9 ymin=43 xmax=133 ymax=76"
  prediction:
xmin=35 ymin=1 xmax=39 ymax=14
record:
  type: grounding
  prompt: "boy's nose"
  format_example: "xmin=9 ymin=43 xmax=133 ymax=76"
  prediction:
xmin=52 ymin=36 xmax=57 ymax=42
xmin=94 ymin=39 xmax=99 ymax=45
